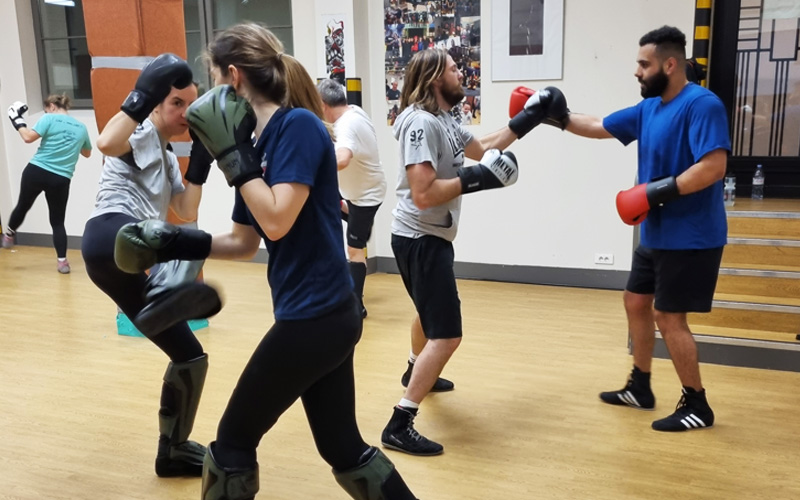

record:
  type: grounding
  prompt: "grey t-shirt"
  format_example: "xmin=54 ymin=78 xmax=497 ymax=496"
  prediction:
xmin=391 ymin=105 xmax=474 ymax=242
xmin=91 ymin=119 xmax=185 ymax=221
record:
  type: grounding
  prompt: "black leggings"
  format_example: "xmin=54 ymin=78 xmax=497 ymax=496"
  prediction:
xmin=8 ymin=164 xmax=71 ymax=258
xmin=81 ymin=212 xmax=203 ymax=362
xmin=215 ymin=294 xmax=368 ymax=472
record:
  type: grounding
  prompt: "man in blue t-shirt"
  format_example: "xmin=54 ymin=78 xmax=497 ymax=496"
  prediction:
xmin=554 ymin=26 xmax=731 ymax=432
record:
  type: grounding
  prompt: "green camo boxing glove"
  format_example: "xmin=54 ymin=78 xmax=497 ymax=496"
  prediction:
xmin=186 ymin=85 xmax=261 ymax=188
xmin=115 ymin=220 xmax=212 ymax=274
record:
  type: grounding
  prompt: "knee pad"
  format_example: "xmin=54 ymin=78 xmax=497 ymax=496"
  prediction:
xmin=135 ymin=260 xmax=222 ymax=336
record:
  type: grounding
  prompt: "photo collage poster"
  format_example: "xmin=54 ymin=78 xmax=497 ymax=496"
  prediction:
xmin=384 ymin=0 xmax=481 ymax=125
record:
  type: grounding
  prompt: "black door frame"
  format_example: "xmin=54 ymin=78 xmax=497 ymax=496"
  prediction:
xmin=710 ymin=0 xmax=800 ymax=198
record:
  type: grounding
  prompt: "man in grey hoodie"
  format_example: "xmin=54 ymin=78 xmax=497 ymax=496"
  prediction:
xmin=381 ymin=48 xmax=568 ymax=456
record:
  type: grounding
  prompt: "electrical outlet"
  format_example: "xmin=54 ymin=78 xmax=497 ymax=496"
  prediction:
xmin=594 ymin=253 xmax=614 ymax=265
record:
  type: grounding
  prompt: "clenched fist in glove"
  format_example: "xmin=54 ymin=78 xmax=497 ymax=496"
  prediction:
xmin=186 ymin=85 xmax=261 ymax=188
xmin=122 ymin=53 xmax=194 ymax=123
xmin=508 ymin=86 xmax=570 ymax=137
xmin=616 ymin=176 xmax=680 ymax=225
xmin=457 ymin=149 xmax=519 ymax=194
xmin=8 ymin=101 xmax=28 ymax=130
xmin=114 ymin=220 xmax=212 ymax=274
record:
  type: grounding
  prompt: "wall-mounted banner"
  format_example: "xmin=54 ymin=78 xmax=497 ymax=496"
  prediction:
xmin=384 ymin=0 xmax=481 ymax=126
xmin=320 ymin=14 xmax=348 ymax=85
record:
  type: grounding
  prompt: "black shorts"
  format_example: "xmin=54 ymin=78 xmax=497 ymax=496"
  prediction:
xmin=342 ymin=201 xmax=381 ymax=249
xmin=391 ymin=234 xmax=462 ymax=339
xmin=626 ymin=245 xmax=724 ymax=313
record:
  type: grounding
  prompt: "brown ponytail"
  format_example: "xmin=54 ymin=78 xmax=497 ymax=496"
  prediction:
xmin=207 ymin=23 xmax=332 ymax=137
xmin=281 ymin=55 xmax=326 ymax=119
xmin=44 ymin=93 xmax=72 ymax=110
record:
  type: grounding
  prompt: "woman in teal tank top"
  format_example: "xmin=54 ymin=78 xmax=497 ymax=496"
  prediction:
xmin=3 ymin=94 xmax=92 ymax=273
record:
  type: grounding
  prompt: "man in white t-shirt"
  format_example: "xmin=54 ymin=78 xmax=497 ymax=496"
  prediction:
xmin=317 ymin=79 xmax=387 ymax=318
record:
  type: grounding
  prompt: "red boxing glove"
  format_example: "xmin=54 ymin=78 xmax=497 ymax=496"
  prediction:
xmin=615 ymin=184 xmax=650 ymax=225
xmin=508 ymin=86 xmax=570 ymax=136
xmin=508 ymin=86 xmax=535 ymax=118
xmin=615 ymin=177 xmax=680 ymax=225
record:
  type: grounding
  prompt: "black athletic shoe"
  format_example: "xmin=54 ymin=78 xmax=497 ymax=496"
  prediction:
xmin=155 ymin=438 xmax=206 ymax=477
xmin=400 ymin=361 xmax=454 ymax=392
xmin=381 ymin=406 xmax=444 ymax=456
xmin=599 ymin=374 xmax=655 ymax=410
xmin=651 ymin=389 xmax=714 ymax=432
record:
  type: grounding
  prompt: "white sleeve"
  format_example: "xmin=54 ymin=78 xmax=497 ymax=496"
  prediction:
xmin=334 ymin=114 xmax=359 ymax=156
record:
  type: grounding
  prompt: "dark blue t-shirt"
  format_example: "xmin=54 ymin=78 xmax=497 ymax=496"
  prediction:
xmin=603 ymin=83 xmax=731 ymax=249
xmin=232 ymin=107 xmax=353 ymax=320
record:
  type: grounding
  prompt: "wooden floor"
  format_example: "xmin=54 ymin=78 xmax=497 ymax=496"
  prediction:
xmin=2 ymin=246 xmax=800 ymax=500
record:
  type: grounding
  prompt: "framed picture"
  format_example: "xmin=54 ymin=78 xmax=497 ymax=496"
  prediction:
xmin=383 ymin=0 xmax=482 ymax=126
xmin=491 ymin=0 xmax=563 ymax=81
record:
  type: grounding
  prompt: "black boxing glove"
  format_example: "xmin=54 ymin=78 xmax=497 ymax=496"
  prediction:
xmin=121 ymin=53 xmax=193 ymax=123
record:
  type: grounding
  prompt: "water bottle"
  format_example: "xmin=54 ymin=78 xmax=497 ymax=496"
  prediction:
xmin=752 ymin=164 xmax=764 ymax=200
xmin=724 ymin=175 xmax=736 ymax=207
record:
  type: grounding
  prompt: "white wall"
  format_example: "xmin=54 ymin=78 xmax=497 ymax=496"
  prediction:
xmin=362 ymin=0 xmax=695 ymax=272
xmin=1 ymin=0 xmax=34 ymax=234
xmin=1 ymin=0 xmax=695 ymax=275
xmin=1 ymin=0 xmax=101 ymax=241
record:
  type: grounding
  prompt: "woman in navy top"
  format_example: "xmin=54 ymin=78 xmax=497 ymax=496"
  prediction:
xmin=189 ymin=23 xmax=418 ymax=500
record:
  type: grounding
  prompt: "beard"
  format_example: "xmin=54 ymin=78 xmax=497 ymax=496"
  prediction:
xmin=441 ymin=81 xmax=465 ymax=108
xmin=640 ymin=69 xmax=669 ymax=98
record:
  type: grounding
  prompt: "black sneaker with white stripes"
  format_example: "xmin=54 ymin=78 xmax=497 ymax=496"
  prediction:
xmin=599 ymin=375 xmax=655 ymax=410
xmin=651 ymin=388 xmax=714 ymax=432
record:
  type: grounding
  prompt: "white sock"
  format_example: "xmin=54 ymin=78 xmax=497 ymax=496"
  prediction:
xmin=58 ymin=258 xmax=67 ymax=262
xmin=408 ymin=350 xmax=418 ymax=364
xmin=398 ymin=398 xmax=419 ymax=409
